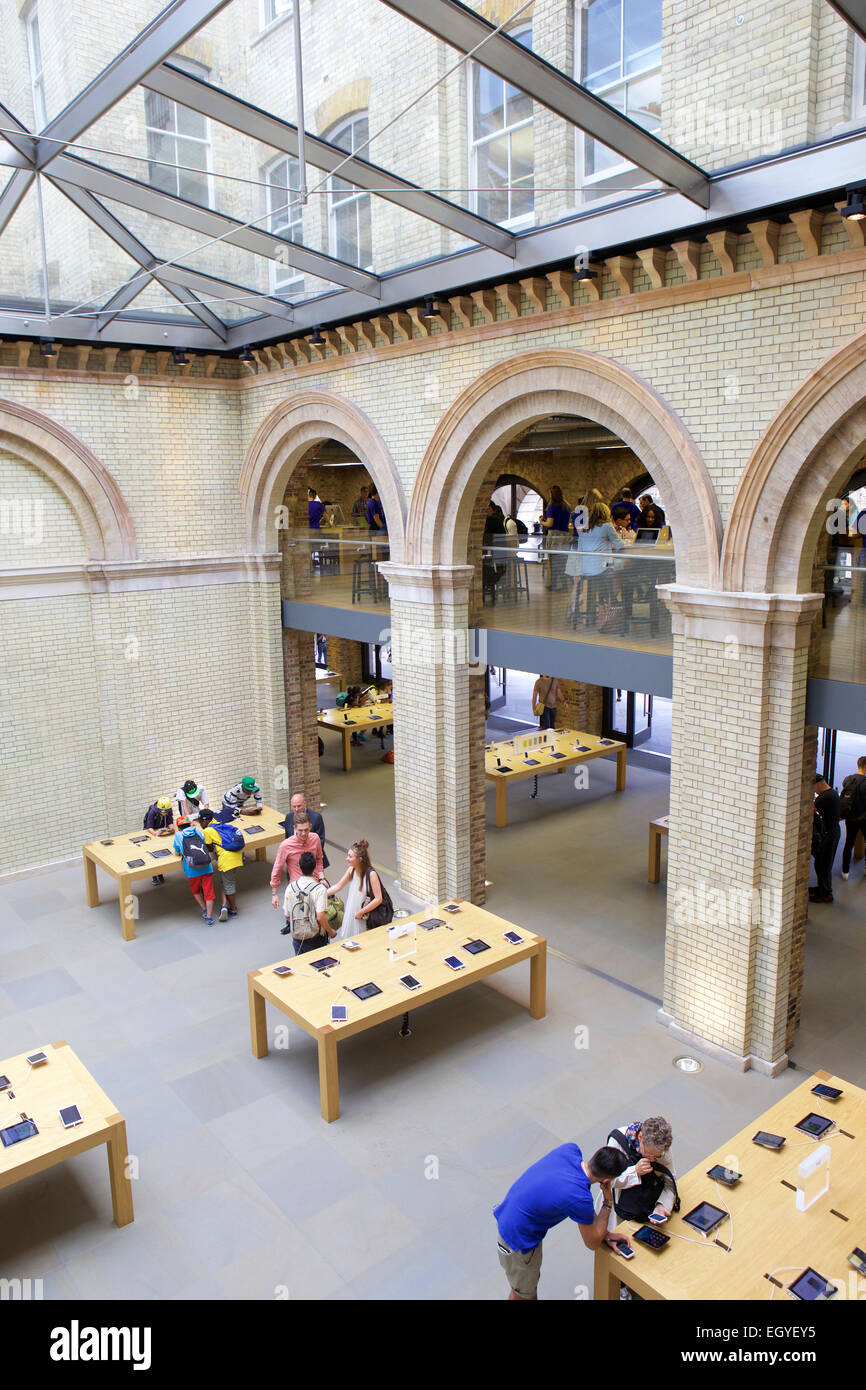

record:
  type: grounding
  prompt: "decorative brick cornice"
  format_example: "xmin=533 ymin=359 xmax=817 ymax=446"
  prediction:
xmin=378 ymin=562 xmax=474 ymax=607
xmin=0 ymin=553 xmax=280 ymax=600
xmin=660 ymin=585 xmax=823 ymax=647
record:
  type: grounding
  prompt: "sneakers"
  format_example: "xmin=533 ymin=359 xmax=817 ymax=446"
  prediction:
xmin=151 ymin=875 xmax=165 ymax=885
xmin=227 ymin=909 xmax=239 ymax=919
xmin=280 ymin=924 xmax=291 ymax=936
xmin=842 ymin=872 xmax=849 ymax=881
xmin=808 ymin=889 xmax=833 ymax=903
xmin=203 ymin=915 xmax=214 ymax=925
xmin=219 ymin=905 xmax=228 ymax=922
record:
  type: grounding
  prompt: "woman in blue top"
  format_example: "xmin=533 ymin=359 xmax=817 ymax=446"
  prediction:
xmin=565 ymin=490 xmax=624 ymax=624
xmin=539 ymin=485 xmax=571 ymax=591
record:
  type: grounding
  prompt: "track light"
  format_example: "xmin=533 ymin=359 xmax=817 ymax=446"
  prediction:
xmin=574 ymin=266 xmax=598 ymax=281
xmin=238 ymin=346 xmax=254 ymax=362
xmin=309 ymin=326 xmax=324 ymax=345
xmin=172 ymin=347 xmax=189 ymax=365
xmin=39 ymin=338 xmax=57 ymax=357
xmin=419 ymin=296 xmax=437 ymax=319
xmin=841 ymin=186 xmax=866 ymax=221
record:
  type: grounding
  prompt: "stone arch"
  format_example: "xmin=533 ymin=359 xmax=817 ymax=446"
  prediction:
xmin=240 ymin=389 xmax=405 ymax=557
xmin=723 ymin=331 xmax=866 ymax=593
xmin=0 ymin=397 xmax=135 ymax=560
xmin=408 ymin=350 xmax=721 ymax=587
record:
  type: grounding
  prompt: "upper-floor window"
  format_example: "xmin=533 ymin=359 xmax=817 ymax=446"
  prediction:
xmin=265 ymin=154 xmax=304 ymax=295
xmin=578 ymin=0 xmax=661 ymax=188
xmin=24 ymin=3 xmax=46 ymax=128
xmin=260 ymin=0 xmax=292 ymax=29
xmin=144 ymin=57 xmax=212 ymax=206
xmin=853 ymin=38 xmax=866 ymax=120
xmin=470 ymin=23 xmax=534 ymax=225
xmin=326 ymin=113 xmax=372 ymax=268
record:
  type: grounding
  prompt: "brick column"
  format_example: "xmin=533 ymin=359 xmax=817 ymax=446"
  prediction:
xmin=658 ymin=587 xmax=822 ymax=1076
xmin=379 ymin=563 xmax=482 ymax=903
xmin=279 ymin=532 xmax=320 ymax=807
xmin=326 ymin=635 xmax=365 ymax=687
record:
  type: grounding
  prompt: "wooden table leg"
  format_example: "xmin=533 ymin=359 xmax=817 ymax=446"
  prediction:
xmin=105 ymin=1116 xmax=134 ymax=1227
xmin=593 ymin=1247 xmax=618 ymax=1301
xmin=83 ymin=851 xmax=99 ymax=907
xmin=529 ymin=944 xmax=547 ymax=1019
xmin=648 ymin=825 xmax=661 ymax=883
xmin=495 ymin=778 xmax=507 ymax=828
xmin=118 ymin=875 xmax=135 ymax=942
xmin=342 ymin=731 xmax=352 ymax=772
xmin=317 ymin=1029 xmax=340 ymax=1122
xmin=255 ymin=846 xmax=267 ymax=862
xmin=248 ymin=975 xmax=268 ymax=1058
xmin=616 ymin=747 xmax=627 ymax=791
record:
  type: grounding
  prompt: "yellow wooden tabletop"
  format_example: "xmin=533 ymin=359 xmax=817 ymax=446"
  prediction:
xmin=250 ymin=900 xmax=543 ymax=1041
xmin=317 ymin=700 xmax=394 ymax=733
xmin=485 ymin=728 xmax=624 ymax=781
xmin=83 ymin=804 xmax=287 ymax=877
xmin=0 ymin=1041 xmax=120 ymax=1185
xmin=607 ymin=1070 xmax=866 ymax=1301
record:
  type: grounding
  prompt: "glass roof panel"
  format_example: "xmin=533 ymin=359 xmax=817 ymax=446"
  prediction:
xmin=0 ymin=0 xmax=175 ymax=129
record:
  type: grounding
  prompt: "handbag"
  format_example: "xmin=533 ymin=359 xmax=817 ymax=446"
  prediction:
xmin=364 ymin=871 xmax=394 ymax=929
xmin=322 ymin=879 xmax=344 ymax=931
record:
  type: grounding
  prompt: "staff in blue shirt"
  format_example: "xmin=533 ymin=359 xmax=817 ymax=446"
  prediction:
xmin=366 ymin=487 xmax=386 ymax=534
xmin=308 ymin=488 xmax=325 ymax=529
xmin=494 ymin=1143 xmax=630 ymax=1299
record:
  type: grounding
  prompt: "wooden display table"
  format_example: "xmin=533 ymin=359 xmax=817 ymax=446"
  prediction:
xmin=594 ymin=1069 xmax=865 ymax=1301
xmin=648 ymin=816 xmax=670 ymax=882
xmin=317 ymin=699 xmax=394 ymax=771
xmin=0 ymin=1041 xmax=133 ymax=1227
xmin=248 ymin=901 xmax=546 ymax=1122
xmin=82 ymin=804 xmax=286 ymax=941
xmin=485 ymin=729 xmax=626 ymax=828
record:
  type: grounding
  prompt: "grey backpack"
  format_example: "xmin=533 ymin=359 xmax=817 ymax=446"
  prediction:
xmin=285 ymin=880 xmax=319 ymax=939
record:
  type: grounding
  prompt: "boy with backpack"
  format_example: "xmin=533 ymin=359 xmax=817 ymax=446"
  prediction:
xmin=840 ymin=755 xmax=866 ymax=880
xmin=199 ymin=807 xmax=245 ymax=922
xmin=143 ymin=796 xmax=174 ymax=885
xmin=279 ymin=851 xmax=335 ymax=954
xmin=172 ymin=816 xmax=216 ymax=924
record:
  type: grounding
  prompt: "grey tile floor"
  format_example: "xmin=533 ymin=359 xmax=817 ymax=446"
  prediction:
xmin=0 ymin=731 xmax=863 ymax=1300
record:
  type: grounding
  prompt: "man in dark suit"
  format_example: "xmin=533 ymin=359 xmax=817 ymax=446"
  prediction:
xmin=282 ymin=793 xmax=329 ymax=870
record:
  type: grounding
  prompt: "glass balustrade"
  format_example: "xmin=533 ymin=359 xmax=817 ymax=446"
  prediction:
xmin=279 ymin=531 xmax=390 ymax=610
xmin=814 ymin=557 xmax=866 ymax=684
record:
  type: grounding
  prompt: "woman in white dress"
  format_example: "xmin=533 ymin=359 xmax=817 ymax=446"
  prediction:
xmin=328 ymin=840 xmax=383 ymax=939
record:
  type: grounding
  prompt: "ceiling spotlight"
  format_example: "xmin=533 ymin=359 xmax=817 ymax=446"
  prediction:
xmin=419 ymin=296 xmax=437 ymax=319
xmin=574 ymin=266 xmax=598 ymax=281
xmin=39 ymin=338 xmax=57 ymax=357
xmin=841 ymin=186 xmax=866 ymax=221
xmin=238 ymin=346 xmax=254 ymax=362
xmin=309 ymin=326 xmax=324 ymax=345
xmin=172 ymin=347 xmax=189 ymax=366
xmin=672 ymin=1055 xmax=703 ymax=1073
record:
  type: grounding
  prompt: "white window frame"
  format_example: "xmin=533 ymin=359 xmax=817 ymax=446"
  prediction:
xmin=468 ymin=22 xmax=535 ymax=230
xmin=24 ymin=3 xmax=46 ymax=129
xmin=853 ymin=38 xmax=866 ymax=121
xmin=325 ymin=113 xmax=373 ymax=270
xmin=264 ymin=154 xmax=305 ymax=296
xmin=259 ymin=0 xmax=292 ymax=33
xmin=144 ymin=57 xmax=214 ymax=208
xmin=574 ymin=0 xmax=662 ymax=196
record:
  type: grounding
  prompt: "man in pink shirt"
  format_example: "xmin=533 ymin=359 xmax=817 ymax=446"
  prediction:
xmin=270 ymin=813 xmax=324 ymax=909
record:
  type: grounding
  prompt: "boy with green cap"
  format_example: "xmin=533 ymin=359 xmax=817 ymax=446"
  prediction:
xmin=217 ymin=775 xmax=262 ymax=822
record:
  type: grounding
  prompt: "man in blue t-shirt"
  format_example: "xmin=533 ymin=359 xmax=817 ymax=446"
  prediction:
xmin=366 ymin=488 xmax=386 ymax=533
xmin=614 ymin=488 xmax=643 ymax=530
xmin=493 ymin=1142 xmax=630 ymax=1299
xmin=308 ymin=488 xmax=325 ymax=529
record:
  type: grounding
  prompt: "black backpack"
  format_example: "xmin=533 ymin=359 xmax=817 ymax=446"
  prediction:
xmin=511 ymin=516 xmax=529 ymax=537
xmin=839 ymin=773 xmax=866 ymax=820
xmin=608 ymin=1129 xmax=680 ymax=1222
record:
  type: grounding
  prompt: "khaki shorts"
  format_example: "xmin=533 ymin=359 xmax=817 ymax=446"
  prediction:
xmin=497 ymin=1235 xmax=542 ymax=1298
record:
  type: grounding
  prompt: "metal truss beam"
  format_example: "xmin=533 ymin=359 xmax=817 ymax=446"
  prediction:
xmin=143 ymin=63 xmax=517 ymax=256
xmin=381 ymin=0 xmax=709 ymax=207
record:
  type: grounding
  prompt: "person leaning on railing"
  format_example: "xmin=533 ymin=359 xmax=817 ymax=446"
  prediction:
xmin=564 ymin=490 xmax=624 ymax=624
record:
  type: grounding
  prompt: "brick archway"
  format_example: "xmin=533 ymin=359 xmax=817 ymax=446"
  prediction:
xmin=0 ymin=397 xmax=135 ymax=560
xmin=723 ymin=331 xmax=866 ymax=593
xmin=240 ymin=389 xmax=405 ymax=556
xmin=408 ymin=349 xmax=721 ymax=588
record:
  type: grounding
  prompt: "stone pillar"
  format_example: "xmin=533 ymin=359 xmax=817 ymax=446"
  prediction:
xmin=557 ymin=679 xmax=604 ymax=733
xmin=658 ymin=587 xmax=822 ymax=1075
xmin=279 ymin=532 xmax=320 ymax=807
xmin=379 ymin=563 xmax=481 ymax=903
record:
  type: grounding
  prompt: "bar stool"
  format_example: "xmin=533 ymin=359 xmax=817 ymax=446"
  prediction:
xmin=352 ymin=556 xmax=380 ymax=604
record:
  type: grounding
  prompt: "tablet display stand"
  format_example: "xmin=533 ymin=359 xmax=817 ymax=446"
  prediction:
xmin=796 ymin=1144 xmax=830 ymax=1211
xmin=388 ymin=921 xmax=416 ymax=962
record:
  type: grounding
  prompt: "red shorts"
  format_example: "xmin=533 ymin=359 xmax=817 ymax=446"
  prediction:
xmin=190 ymin=874 xmax=214 ymax=900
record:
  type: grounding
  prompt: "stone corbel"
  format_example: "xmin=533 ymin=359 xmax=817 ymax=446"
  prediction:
xmin=471 ymin=288 xmax=497 ymax=322
xmin=407 ymin=306 xmax=432 ymax=337
xmin=496 ymin=283 xmax=522 ymax=318
xmin=448 ymin=295 xmax=474 ymax=327
xmin=790 ymin=208 xmax=823 ymax=259
xmin=519 ymin=277 xmax=548 ymax=312
xmin=129 ymin=349 xmax=144 ymax=376
xmin=706 ymin=229 xmax=738 ymax=276
xmin=103 ymin=348 xmax=119 ymax=375
xmin=748 ymin=219 xmax=780 ymax=267
xmin=372 ymin=315 xmax=395 ymax=344
xmin=16 ymin=341 xmax=31 ymax=368
xmin=337 ymin=324 xmax=359 ymax=352
xmin=574 ymin=266 xmax=603 ymax=302
xmin=76 ymin=346 xmax=90 ymax=372
xmin=155 ymin=350 xmax=171 ymax=375
xmin=671 ymin=240 xmax=701 ymax=282
xmin=354 ymin=320 xmax=377 ymax=348
xmin=605 ymin=255 xmax=638 ymax=296
xmin=546 ymin=270 xmax=573 ymax=307
xmin=835 ymin=201 xmax=866 ymax=249
xmin=636 ymin=246 xmax=666 ymax=289
xmin=204 ymin=354 xmax=219 ymax=377
xmin=390 ymin=312 xmax=413 ymax=342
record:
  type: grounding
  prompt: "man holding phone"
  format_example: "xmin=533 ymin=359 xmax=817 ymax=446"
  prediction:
xmin=494 ymin=1143 xmax=630 ymax=1299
